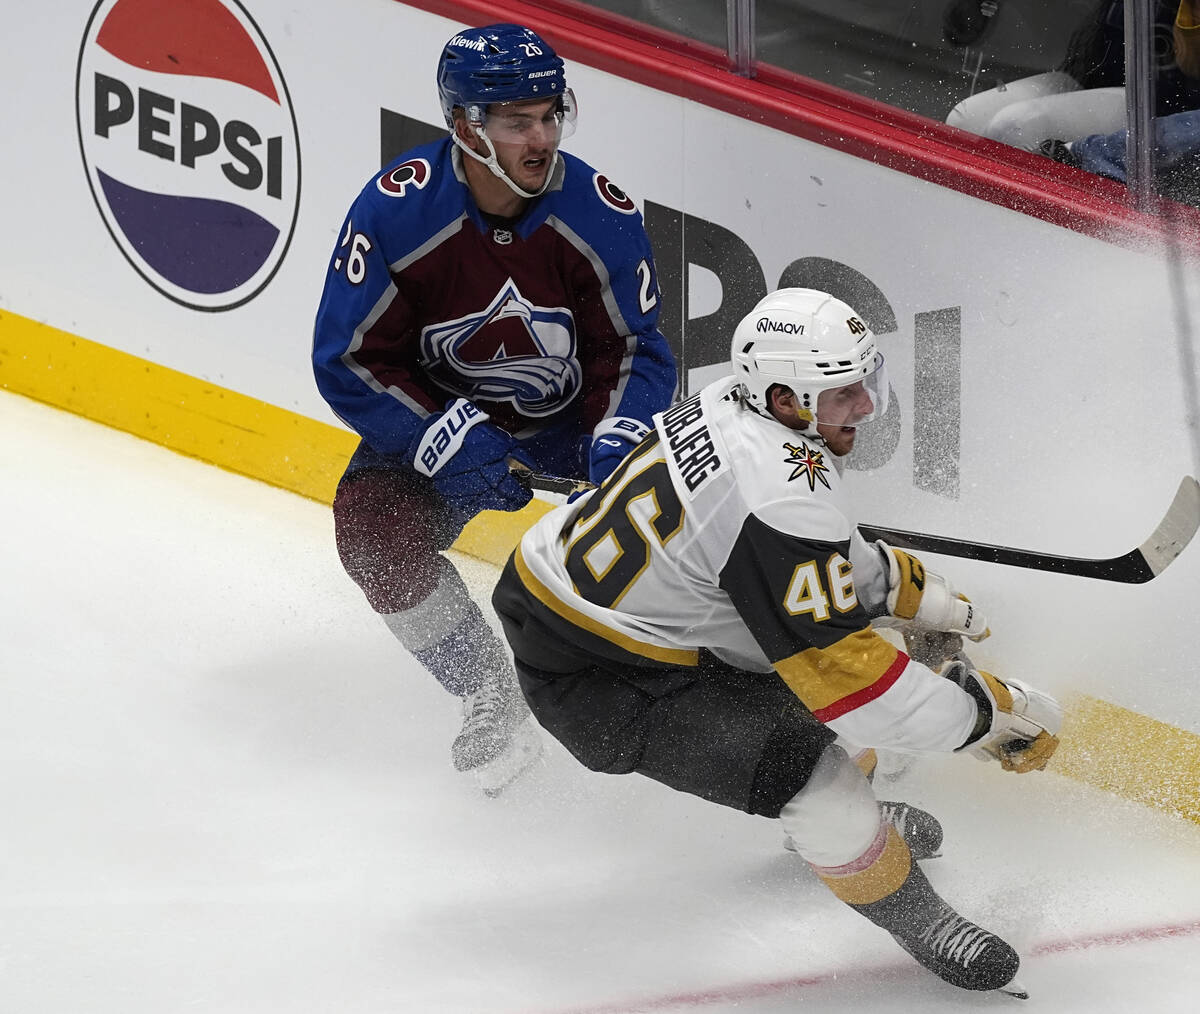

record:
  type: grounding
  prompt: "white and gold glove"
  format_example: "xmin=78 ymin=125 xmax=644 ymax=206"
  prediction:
xmin=945 ymin=659 xmax=1062 ymax=773
xmin=877 ymin=541 xmax=990 ymax=642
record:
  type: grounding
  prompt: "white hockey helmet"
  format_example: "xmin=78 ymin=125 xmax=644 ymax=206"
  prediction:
xmin=731 ymin=288 xmax=887 ymax=426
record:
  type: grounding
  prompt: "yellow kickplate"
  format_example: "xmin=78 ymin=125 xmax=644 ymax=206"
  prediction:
xmin=0 ymin=308 xmax=552 ymax=562
xmin=1053 ymin=693 xmax=1200 ymax=825
xmin=0 ymin=310 xmax=357 ymax=504
xmin=455 ymin=500 xmax=557 ymax=568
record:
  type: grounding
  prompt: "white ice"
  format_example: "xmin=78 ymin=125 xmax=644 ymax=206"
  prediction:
xmin=4 ymin=389 xmax=1200 ymax=1013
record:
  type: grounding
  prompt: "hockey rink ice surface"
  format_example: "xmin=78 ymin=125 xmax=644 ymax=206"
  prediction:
xmin=5 ymin=389 xmax=1200 ymax=1014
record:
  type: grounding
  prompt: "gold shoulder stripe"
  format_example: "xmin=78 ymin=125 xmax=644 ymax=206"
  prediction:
xmin=514 ymin=545 xmax=698 ymax=666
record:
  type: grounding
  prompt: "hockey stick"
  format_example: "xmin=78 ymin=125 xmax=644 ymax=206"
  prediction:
xmin=511 ymin=465 xmax=1200 ymax=584
xmin=860 ymin=476 xmax=1200 ymax=583
xmin=510 ymin=465 xmax=594 ymax=498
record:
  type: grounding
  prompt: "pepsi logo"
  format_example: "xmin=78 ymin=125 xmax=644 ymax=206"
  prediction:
xmin=75 ymin=0 xmax=301 ymax=311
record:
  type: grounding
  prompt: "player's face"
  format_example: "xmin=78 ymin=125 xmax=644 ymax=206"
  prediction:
xmin=482 ymin=97 xmax=562 ymax=192
xmin=814 ymin=380 xmax=875 ymax=456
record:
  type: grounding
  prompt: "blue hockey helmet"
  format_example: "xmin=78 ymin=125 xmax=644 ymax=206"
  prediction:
xmin=436 ymin=23 xmax=568 ymax=128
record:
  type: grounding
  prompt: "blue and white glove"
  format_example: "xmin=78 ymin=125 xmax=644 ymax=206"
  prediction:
xmin=408 ymin=398 xmax=532 ymax=516
xmin=588 ymin=416 xmax=650 ymax=484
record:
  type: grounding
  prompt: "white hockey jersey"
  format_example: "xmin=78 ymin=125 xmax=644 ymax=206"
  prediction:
xmin=512 ymin=376 xmax=978 ymax=753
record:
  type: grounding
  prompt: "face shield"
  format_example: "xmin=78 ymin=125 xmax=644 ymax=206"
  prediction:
xmin=467 ymin=89 xmax=578 ymax=147
xmin=455 ymin=90 xmax=578 ymax=200
xmin=811 ymin=353 xmax=889 ymax=428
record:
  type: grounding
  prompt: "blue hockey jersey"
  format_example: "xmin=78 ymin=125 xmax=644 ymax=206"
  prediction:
xmin=312 ymin=138 xmax=677 ymax=469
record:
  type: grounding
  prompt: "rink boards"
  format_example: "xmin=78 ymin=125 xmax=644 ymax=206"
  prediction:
xmin=3 ymin=0 xmax=1200 ymax=818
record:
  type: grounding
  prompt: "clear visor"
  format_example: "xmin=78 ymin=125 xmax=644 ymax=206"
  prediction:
xmin=475 ymin=89 xmax=577 ymax=145
xmin=811 ymin=354 xmax=889 ymax=428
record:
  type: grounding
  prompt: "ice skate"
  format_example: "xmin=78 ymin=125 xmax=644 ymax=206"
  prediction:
xmin=451 ymin=668 xmax=532 ymax=772
xmin=854 ymin=864 xmax=1022 ymax=995
xmin=878 ymin=800 xmax=943 ymax=859
xmin=785 ymin=800 xmax=943 ymax=861
xmin=474 ymin=716 xmax=545 ymax=797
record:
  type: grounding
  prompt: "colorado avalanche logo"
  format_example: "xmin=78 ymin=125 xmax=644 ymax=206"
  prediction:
xmin=593 ymin=173 xmax=638 ymax=215
xmin=377 ymin=158 xmax=431 ymax=198
xmin=420 ymin=280 xmax=582 ymax=416
xmin=75 ymin=0 xmax=301 ymax=311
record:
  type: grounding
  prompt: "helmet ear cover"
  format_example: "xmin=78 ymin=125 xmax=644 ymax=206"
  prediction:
xmin=763 ymin=382 xmax=815 ymax=424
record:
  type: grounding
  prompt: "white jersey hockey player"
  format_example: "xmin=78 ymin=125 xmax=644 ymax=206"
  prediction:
xmin=493 ymin=287 xmax=1062 ymax=996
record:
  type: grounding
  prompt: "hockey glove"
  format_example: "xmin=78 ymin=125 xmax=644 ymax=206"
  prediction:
xmin=588 ymin=416 xmax=650 ymax=485
xmin=877 ymin=541 xmax=990 ymax=641
xmin=946 ymin=659 xmax=1063 ymax=773
xmin=409 ymin=398 xmax=533 ymax=516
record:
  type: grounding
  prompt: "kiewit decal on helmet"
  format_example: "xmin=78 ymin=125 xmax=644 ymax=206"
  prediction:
xmin=436 ymin=23 xmax=577 ymax=199
xmin=437 ymin=23 xmax=566 ymax=125
xmin=731 ymin=288 xmax=888 ymax=426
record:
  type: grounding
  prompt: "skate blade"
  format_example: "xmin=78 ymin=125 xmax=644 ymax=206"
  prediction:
xmin=998 ymin=978 xmax=1029 ymax=1000
xmin=475 ymin=721 xmax=544 ymax=797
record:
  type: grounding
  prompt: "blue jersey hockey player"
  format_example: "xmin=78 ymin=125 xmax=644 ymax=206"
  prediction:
xmin=312 ymin=23 xmax=677 ymax=792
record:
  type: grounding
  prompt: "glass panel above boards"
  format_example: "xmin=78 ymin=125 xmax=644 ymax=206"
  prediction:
xmin=578 ymin=0 xmax=1200 ymax=208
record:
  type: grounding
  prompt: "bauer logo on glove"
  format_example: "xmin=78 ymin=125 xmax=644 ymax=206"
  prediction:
xmin=878 ymin=541 xmax=990 ymax=641
xmin=413 ymin=398 xmax=489 ymax=477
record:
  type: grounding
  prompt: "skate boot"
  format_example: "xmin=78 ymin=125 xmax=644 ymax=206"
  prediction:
xmin=451 ymin=667 xmax=533 ymax=772
xmin=853 ymin=863 xmax=1024 ymax=996
xmin=785 ymin=800 xmax=943 ymax=861
xmin=474 ymin=717 xmax=545 ymax=797
xmin=878 ymin=801 xmax=943 ymax=860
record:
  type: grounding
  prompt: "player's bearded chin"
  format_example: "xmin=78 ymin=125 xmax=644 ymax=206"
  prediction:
xmin=816 ymin=422 xmax=857 ymax=456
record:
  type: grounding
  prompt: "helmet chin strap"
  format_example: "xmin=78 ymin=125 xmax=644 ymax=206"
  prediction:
xmin=452 ymin=130 xmax=558 ymax=200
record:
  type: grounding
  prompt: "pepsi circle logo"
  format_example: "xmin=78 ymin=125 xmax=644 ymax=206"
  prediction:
xmin=75 ymin=0 xmax=301 ymax=311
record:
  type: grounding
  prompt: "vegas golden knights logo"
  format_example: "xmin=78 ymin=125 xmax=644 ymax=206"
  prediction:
xmin=846 ymin=316 xmax=867 ymax=335
xmin=783 ymin=441 xmax=831 ymax=491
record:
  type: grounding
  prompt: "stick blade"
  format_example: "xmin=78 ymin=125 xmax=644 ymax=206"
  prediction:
xmin=1139 ymin=475 xmax=1200 ymax=577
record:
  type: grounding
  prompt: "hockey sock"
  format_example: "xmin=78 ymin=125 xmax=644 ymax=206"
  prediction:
xmin=381 ymin=558 xmax=510 ymax=697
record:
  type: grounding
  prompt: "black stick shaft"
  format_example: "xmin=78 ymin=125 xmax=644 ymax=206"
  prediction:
xmin=513 ymin=467 xmax=1198 ymax=585
xmin=855 ymin=524 xmax=1153 ymax=583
